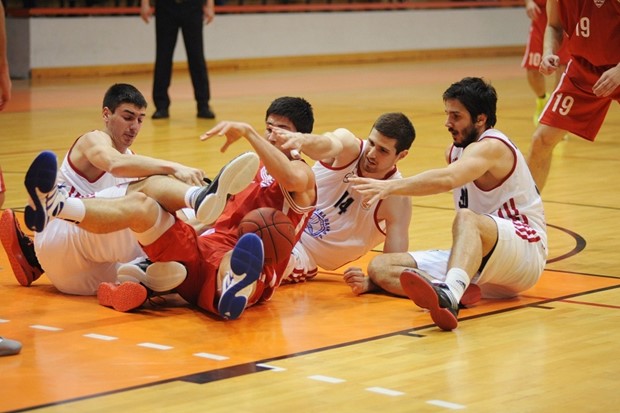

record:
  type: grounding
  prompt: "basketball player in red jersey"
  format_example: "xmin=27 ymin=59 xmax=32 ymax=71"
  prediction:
xmin=526 ymin=0 xmax=620 ymax=191
xmin=23 ymin=97 xmax=317 ymax=320
xmin=521 ymin=0 xmax=570 ymax=124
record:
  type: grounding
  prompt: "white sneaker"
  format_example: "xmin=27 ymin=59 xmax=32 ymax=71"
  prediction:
xmin=194 ymin=152 xmax=260 ymax=225
xmin=117 ymin=259 xmax=187 ymax=292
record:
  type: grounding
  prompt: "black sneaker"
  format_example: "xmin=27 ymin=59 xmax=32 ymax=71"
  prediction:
xmin=193 ymin=152 xmax=259 ymax=225
xmin=400 ymin=269 xmax=460 ymax=331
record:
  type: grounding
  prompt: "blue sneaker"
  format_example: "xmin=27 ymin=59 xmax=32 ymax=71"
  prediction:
xmin=218 ymin=233 xmax=264 ymax=320
xmin=24 ymin=151 xmax=65 ymax=232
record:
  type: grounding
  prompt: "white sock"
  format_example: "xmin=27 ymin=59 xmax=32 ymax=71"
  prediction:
xmin=56 ymin=197 xmax=86 ymax=223
xmin=185 ymin=186 xmax=201 ymax=209
xmin=444 ymin=268 xmax=470 ymax=303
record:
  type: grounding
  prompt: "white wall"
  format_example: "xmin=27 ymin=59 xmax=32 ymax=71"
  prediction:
xmin=7 ymin=7 xmax=528 ymax=78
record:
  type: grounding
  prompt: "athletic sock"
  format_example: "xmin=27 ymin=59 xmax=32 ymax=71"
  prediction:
xmin=443 ymin=267 xmax=470 ymax=304
xmin=185 ymin=186 xmax=201 ymax=209
xmin=56 ymin=197 xmax=86 ymax=223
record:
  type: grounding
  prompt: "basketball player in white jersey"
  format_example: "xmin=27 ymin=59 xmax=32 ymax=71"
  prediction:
xmin=0 ymin=83 xmax=207 ymax=295
xmin=350 ymin=77 xmax=547 ymax=331
xmin=275 ymin=113 xmax=414 ymax=286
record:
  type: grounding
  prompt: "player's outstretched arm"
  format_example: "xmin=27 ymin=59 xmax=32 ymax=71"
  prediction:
xmin=78 ymin=132 xmax=206 ymax=185
xmin=278 ymin=128 xmax=361 ymax=165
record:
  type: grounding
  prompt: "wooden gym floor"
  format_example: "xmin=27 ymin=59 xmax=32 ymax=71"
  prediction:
xmin=1 ymin=55 xmax=619 ymax=412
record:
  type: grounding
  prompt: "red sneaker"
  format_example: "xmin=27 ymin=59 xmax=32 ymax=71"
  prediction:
xmin=0 ymin=209 xmax=44 ymax=286
xmin=97 ymin=282 xmax=147 ymax=312
xmin=400 ymin=269 xmax=459 ymax=331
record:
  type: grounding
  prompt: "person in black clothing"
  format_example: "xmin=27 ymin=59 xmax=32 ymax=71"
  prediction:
xmin=140 ymin=0 xmax=216 ymax=119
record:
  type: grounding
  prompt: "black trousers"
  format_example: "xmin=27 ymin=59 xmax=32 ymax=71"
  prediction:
xmin=152 ymin=0 xmax=211 ymax=111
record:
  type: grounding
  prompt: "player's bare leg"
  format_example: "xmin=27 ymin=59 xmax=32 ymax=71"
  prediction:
xmin=367 ymin=252 xmax=417 ymax=296
xmin=526 ymin=123 xmax=568 ymax=191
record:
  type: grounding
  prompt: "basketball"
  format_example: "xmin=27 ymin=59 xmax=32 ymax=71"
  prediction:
xmin=238 ymin=207 xmax=296 ymax=265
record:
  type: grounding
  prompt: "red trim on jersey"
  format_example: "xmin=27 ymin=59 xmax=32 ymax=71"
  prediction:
xmin=471 ymin=136 xmax=517 ymax=192
xmin=318 ymin=138 xmax=364 ymax=171
xmin=66 ymin=135 xmax=107 ymax=184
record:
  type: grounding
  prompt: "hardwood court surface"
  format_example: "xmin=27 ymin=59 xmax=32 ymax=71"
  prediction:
xmin=1 ymin=56 xmax=619 ymax=412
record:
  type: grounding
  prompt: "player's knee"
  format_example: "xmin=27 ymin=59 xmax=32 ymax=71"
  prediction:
xmin=453 ymin=208 xmax=476 ymax=227
xmin=125 ymin=192 xmax=159 ymax=220
xmin=368 ymin=254 xmax=391 ymax=282
xmin=532 ymin=126 xmax=564 ymax=151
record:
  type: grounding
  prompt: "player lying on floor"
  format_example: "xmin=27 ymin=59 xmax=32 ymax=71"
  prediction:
xmin=0 ymin=83 xmax=207 ymax=295
xmin=23 ymin=96 xmax=317 ymax=320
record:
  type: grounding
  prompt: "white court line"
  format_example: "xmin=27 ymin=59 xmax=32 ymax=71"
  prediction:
xmin=308 ymin=375 xmax=345 ymax=384
xmin=194 ymin=352 xmax=229 ymax=361
xmin=0 ymin=319 xmax=9 ymax=323
xmin=427 ymin=399 xmax=466 ymax=410
xmin=256 ymin=363 xmax=286 ymax=372
xmin=30 ymin=325 xmax=62 ymax=331
xmin=138 ymin=342 xmax=173 ymax=350
xmin=366 ymin=387 xmax=404 ymax=396
xmin=83 ymin=333 xmax=118 ymax=341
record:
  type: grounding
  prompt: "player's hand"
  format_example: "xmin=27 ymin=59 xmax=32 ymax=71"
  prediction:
xmin=139 ymin=2 xmax=152 ymax=23
xmin=275 ymin=128 xmax=304 ymax=159
xmin=539 ymin=54 xmax=560 ymax=75
xmin=203 ymin=4 xmax=214 ymax=24
xmin=343 ymin=267 xmax=370 ymax=296
xmin=201 ymin=121 xmax=253 ymax=153
xmin=349 ymin=176 xmax=391 ymax=208
xmin=525 ymin=0 xmax=541 ymax=20
xmin=593 ymin=64 xmax=620 ymax=97
xmin=172 ymin=165 xmax=206 ymax=186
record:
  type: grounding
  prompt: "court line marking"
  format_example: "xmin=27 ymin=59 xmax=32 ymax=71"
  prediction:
xmin=138 ymin=342 xmax=173 ymax=350
xmin=308 ymin=375 xmax=345 ymax=383
xmin=366 ymin=387 xmax=404 ymax=396
xmin=194 ymin=352 xmax=229 ymax=361
xmin=84 ymin=333 xmax=118 ymax=341
xmin=256 ymin=363 xmax=286 ymax=372
xmin=427 ymin=399 xmax=466 ymax=409
xmin=30 ymin=325 xmax=62 ymax=331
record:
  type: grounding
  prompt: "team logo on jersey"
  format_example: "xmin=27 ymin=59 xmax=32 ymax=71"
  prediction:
xmin=259 ymin=166 xmax=274 ymax=187
xmin=304 ymin=209 xmax=330 ymax=239
xmin=343 ymin=171 xmax=356 ymax=183
xmin=593 ymin=0 xmax=605 ymax=7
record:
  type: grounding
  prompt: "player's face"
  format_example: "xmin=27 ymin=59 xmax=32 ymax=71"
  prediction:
xmin=104 ymin=103 xmax=146 ymax=149
xmin=359 ymin=129 xmax=405 ymax=178
xmin=265 ymin=114 xmax=296 ymax=154
xmin=444 ymin=98 xmax=479 ymax=148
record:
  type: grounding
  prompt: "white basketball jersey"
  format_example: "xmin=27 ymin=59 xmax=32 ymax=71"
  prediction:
xmin=57 ymin=135 xmax=138 ymax=198
xmin=300 ymin=139 xmax=402 ymax=270
xmin=449 ymin=129 xmax=547 ymax=249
